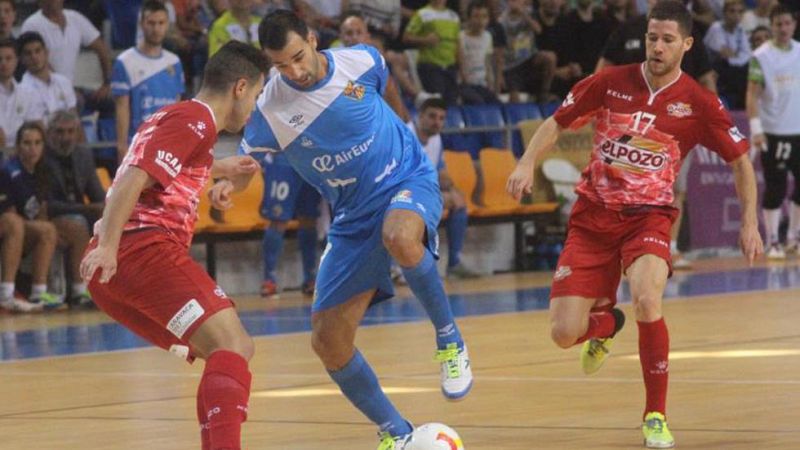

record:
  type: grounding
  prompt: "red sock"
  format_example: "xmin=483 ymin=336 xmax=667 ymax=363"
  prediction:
xmin=575 ymin=311 xmax=616 ymax=344
xmin=638 ymin=318 xmax=669 ymax=419
xmin=197 ymin=383 xmax=210 ymax=450
xmin=199 ymin=350 xmax=252 ymax=450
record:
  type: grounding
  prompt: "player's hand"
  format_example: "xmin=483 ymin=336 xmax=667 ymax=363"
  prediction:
xmin=80 ymin=244 xmax=118 ymax=284
xmin=209 ymin=179 xmax=235 ymax=210
xmin=739 ymin=222 xmax=763 ymax=266
xmin=506 ymin=161 xmax=535 ymax=201
xmin=752 ymin=133 xmax=767 ymax=151
xmin=214 ymin=155 xmax=260 ymax=178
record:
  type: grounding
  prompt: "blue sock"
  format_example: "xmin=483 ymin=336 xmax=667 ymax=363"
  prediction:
xmin=261 ymin=227 xmax=285 ymax=282
xmin=328 ymin=350 xmax=412 ymax=437
xmin=446 ymin=207 xmax=468 ymax=268
xmin=401 ymin=250 xmax=463 ymax=349
xmin=297 ymin=226 xmax=317 ymax=283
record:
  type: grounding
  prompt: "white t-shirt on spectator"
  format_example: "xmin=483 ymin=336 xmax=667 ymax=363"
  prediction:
xmin=21 ymin=9 xmax=101 ymax=82
xmin=305 ymin=0 xmax=342 ymax=20
xmin=741 ymin=10 xmax=770 ymax=35
xmin=460 ymin=30 xmax=493 ymax=87
xmin=20 ymin=72 xmax=77 ymax=122
xmin=0 ymin=80 xmax=41 ymax=148
xmin=347 ymin=0 xmax=401 ymax=37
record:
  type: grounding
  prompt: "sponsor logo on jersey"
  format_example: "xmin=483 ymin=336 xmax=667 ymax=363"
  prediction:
xmin=554 ymin=265 xmax=572 ymax=281
xmin=643 ymin=236 xmax=669 ymax=248
xmin=392 ymin=189 xmax=413 ymax=204
xmin=667 ymin=102 xmax=693 ymax=118
xmin=343 ymin=80 xmax=366 ymax=100
xmin=213 ymin=285 xmax=228 ymax=299
xmin=167 ymin=299 xmax=205 ymax=338
xmin=155 ymin=150 xmax=183 ymax=177
xmin=562 ymin=92 xmax=575 ymax=107
xmin=607 ymin=89 xmax=633 ymax=102
xmin=300 ymin=136 xmax=314 ymax=148
xmin=289 ymin=114 xmax=305 ymax=128
xmin=728 ymin=126 xmax=745 ymax=143
xmin=326 ymin=177 xmax=357 ymax=188
xmin=600 ymin=135 xmax=668 ymax=173
xmin=310 ymin=134 xmax=376 ymax=173
xmin=188 ymin=120 xmax=207 ymax=138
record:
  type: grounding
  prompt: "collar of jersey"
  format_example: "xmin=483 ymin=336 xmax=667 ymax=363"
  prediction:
xmin=133 ymin=46 xmax=164 ymax=60
xmin=281 ymin=50 xmax=335 ymax=92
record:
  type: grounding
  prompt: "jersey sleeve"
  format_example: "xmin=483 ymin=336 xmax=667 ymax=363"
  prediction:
xmin=405 ymin=11 xmax=424 ymax=37
xmin=553 ymin=71 xmax=608 ymax=129
xmin=132 ymin=109 xmax=207 ymax=188
xmin=697 ymin=94 xmax=749 ymax=163
xmin=111 ymin=58 xmax=131 ymax=97
xmin=748 ymin=56 xmax=764 ymax=85
xmin=238 ymin=108 xmax=280 ymax=155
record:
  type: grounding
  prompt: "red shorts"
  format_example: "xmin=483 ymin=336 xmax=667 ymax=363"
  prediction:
xmin=550 ymin=196 xmax=677 ymax=306
xmin=87 ymin=229 xmax=234 ymax=361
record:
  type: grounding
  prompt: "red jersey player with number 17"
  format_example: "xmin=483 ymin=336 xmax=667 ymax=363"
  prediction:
xmin=80 ymin=41 xmax=270 ymax=450
xmin=507 ymin=1 xmax=763 ymax=448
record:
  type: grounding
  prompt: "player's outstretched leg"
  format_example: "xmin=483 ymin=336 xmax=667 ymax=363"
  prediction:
xmin=261 ymin=223 xmax=286 ymax=298
xmin=312 ymin=291 xmax=414 ymax=449
xmin=383 ymin=209 xmax=472 ymax=401
xmin=190 ymin=309 xmax=255 ymax=450
xmin=296 ymin=221 xmax=317 ymax=296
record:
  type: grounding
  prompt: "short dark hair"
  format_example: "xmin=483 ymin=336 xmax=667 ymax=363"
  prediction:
xmin=0 ymin=37 xmax=15 ymax=54
xmin=140 ymin=0 xmax=168 ymax=21
xmin=16 ymin=31 xmax=46 ymax=54
xmin=770 ymin=4 xmax=796 ymax=23
xmin=648 ymin=0 xmax=693 ymax=37
xmin=259 ymin=9 xmax=310 ymax=50
xmin=201 ymin=41 xmax=270 ymax=92
xmin=467 ymin=0 xmax=489 ymax=18
xmin=420 ymin=98 xmax=448 ymax=113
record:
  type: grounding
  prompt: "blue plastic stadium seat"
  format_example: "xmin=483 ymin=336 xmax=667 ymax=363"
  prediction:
xmin=539 ymin=100 xmax=561 ymax=118
xmin=503 ymin=103 xmax=543 ymax=157
xmin=462 ymin=104 xmax=506 ymax=157
xmin=442 ymin=106 xmax=481 ymax=158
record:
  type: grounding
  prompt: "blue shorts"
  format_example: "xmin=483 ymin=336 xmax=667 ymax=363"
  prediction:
xmin=260 ymin=158 xmax=321 ymax=221
xmin=312 ymin=175 xmax=442 ymax=313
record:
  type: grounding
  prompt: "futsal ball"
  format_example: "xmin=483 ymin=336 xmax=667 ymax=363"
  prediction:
xmin=406 ymin=423 xmax=465 ymax=450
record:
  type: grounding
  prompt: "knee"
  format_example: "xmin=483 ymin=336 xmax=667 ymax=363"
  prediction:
xmin=382 ymin=227 xmax=422 ymax=265
xmin=633 ymin=293 xmax=663 ymax=322
xmin=42 ymin=223 xmax=58 ymax=245
xmin=1 ymin=213 xmax=24 ymax=237
xmin=311 ymin=329 xmax=352 ymax=368
xmin=550 ymin=323 xmax=580 ymax=349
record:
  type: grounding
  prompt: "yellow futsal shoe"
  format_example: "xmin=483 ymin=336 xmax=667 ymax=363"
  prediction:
xmin=642 ymin=412 xmax=675 ymax=448
xmin=377 ymin=431 xmax=411 ymax=450
xmin=580 ymin=308 xmax=625 ymax=375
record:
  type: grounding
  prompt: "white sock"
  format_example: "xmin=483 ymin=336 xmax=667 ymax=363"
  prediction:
xmin=31 ymin=284 xmax=47 ymax=296
xmin=72 ymin=282 xmax=87 ymax=295
xmin=763 ymin=208 xmax=782 ymax=247
xmin=789 ymin=203 xmax=800 ymax=244
xmin=1 ymin=282 xmax=14 ymax=300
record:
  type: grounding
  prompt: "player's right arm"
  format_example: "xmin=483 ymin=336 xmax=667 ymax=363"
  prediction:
xmin=745 ymin=56 xmax=765 ymax=150
xmin=80 ymin=167 xmax=155 ymax=283
xmin=506 ymin=117 xmax=562 ymax=200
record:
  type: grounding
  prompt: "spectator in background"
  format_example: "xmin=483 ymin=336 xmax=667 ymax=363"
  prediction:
xmin=44 ymin=110 xmax=101 ymax=307
xmin=557 ymin=0 xmax=617 ymax=93
xmin=484 ymin=0 xmax=507 ymax=101
xmin=704 ymin=0 xmax=751 ymax=108
xmin=459 ymin=1 xmax=499 ymax=104
xmin=409 ymin=98 xmax=480 ymax=278
xmin=501 ymin=0 xmax=557 ymax=102
xmin=102 ymin=0 xmax=143 ymax=50
xmin=170 ymin=0 xmax=210 ymax=93
xmin=403 ymin=0 xmax=461 ymax=105
xmin=749 ymin=23 xmax=771 ymax=49
xmin=4 ymin=122 xmax=63 ymax=309
xmin=208 ymin=0 xmax=261 ymax=56
xmin=113 ymin=1 xmax=185 ymax=166
xmin=0 ymin=39 xmax=40 ymax=150
xmin=0 ymin=0 xmax=16 ymax=40
xmin=343 ymin=0 xmax=402 ymax=43
xmin=18 ymin=32 xmax=78 ymax=120
xmin=21 ymin=0 xmax=114 ymax=103
xmin=742 ymin=0 xmax=775 ymax=35
xmin=533 ymin=0 xmax=581 ymax=99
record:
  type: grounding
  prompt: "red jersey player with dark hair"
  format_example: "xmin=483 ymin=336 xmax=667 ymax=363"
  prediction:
xmin=80 ymin=41 xmax=270 ymax=450
xmin=507 ymin=1 xmax=763 ymax=448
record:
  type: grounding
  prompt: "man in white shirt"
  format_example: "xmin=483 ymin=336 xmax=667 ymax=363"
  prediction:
xmin=17 ymin=31 xmax=77 ymax=121
xmin=703 ymin=0 xmax=751 ymax=107
xmin=0 ymin=39 xmax=41 ymax=149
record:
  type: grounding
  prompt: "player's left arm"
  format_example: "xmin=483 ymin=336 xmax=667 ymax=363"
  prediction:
xmin=383 ymin=76 xmax=410 ymax=122
xmin=730 ymin=154 xmax=763 ymax=264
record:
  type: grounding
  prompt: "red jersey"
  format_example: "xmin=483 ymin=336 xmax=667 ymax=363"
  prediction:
xmin=105 ymin=100 xmax=217 ymax=248
xmin=553 ymin=64 xmax=748 ymax=209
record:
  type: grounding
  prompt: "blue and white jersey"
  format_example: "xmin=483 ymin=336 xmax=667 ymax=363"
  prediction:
xmin=240 ymin=45 xmax=435 ymax=222
xmin=111 ymin=48 xmax=185 ymax=141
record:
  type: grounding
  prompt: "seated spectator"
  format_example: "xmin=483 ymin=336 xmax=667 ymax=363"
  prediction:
xmin=343 ymin=0 xmax=402 ymax=43
xmin=742 ymin=0 xmax=774 ymax=35
xmin=0 ymin=38 xmax=40 ymax=150
xmin=408 ymin=98 xmax=480 ymax=278
xmin=459 ymin=1 xmax=499 ymax=105
xmin=484 ymin=0 xmax=507 ymax=100
xmin=0 ymin=0 xmax=16 ymax=40
xmin=44 ymin=110 xmax=103 ymax=307
xmin=18 ymin=31 xmax=78 ymax=120
xmin=5 ymin=122 xmax=63 ymax=309
xmin=704 ymin=0 xmax=751 ymax=108
xmin=171 ymin=0 xmax=210 ymax=91
xmin=0 ymin=169 xmax=43 ymax=312
xmin=102 ymin=0 xmax=143 ymax=50
xmin=749 ymin=24 xmax=771 ymax=50
xmin=21 ymin=0 xmax=113 ymax=105
xmin=208 ymin=0 xmax=261 ymax=56
xmin=113 ymin=1 xmax=185 ymax=165
xmin=556 ymin=0 xmax=616 ymax=94
xmin=501 ymin=0 xmax=556 ymax=102
xmin=533 ymin=0 xmax=581 ymax=99
xmin=403 ymin=0 xmax=461 ymax=105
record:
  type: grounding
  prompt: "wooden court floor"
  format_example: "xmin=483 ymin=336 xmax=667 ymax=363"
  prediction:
xmin=0 ymin=259 xmax=799 ymax=449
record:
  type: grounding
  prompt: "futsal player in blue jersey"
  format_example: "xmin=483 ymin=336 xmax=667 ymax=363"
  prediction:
xmin=231 ymin=10 xmax=473 ymax=449
xmin=111 ymin=0 xmax=185 ymax=163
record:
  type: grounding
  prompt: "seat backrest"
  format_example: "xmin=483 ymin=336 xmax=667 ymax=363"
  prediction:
xmin=503 ymin=103 xmax=543 ymax=157
xmin=539 ymin=100 xmax=561 ymax=118
xmin=479 ymin=148 xmax=521 ymax=208
xmin=196 ymin=172 xmax=267 ymax=231
xmin=462 ymin=104 xmax=506 ymax=149
xmin=443 ymin=150 xmax=477 ymax=209
xmin=442 ymin=106 xmax=481 ymax=157
xmin=95 ymin=168 xmax=112 ymax=190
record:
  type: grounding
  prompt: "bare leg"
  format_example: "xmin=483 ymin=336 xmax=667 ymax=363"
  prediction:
xmin=0 ymin=211 xmax=24 ymax=283
xmin=25 ymin=220 xmax=58 ymax=285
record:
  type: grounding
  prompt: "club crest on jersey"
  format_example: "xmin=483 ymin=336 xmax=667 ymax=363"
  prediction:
xmin=728 ymin=126 xmax=745 ymax=143
xmin=667 ymin=102 xmax=692 ymax=118
xmin=600 ymin=135 xmax=668 ymax=173
xmin=343 ymin=80 xmax=366 ymax=101
xmin=391 ymin=189 xmax=413 ymax=204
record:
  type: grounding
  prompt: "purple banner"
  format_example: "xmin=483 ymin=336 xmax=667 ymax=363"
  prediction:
xmin=686 ymin=111 xmax=766 ymax=249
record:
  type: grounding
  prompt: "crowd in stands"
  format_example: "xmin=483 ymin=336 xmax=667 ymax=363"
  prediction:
xmin=0 ymin=0 xmax=798 ymax=312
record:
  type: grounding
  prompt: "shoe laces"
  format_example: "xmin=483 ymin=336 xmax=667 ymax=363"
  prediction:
xmin=586 ymin=339 xmax=609 ymax=358
xmin=435 ymin=344 xmax=462 ymax=378
xmin=646 ymin=417 xmax=665 ymax=434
